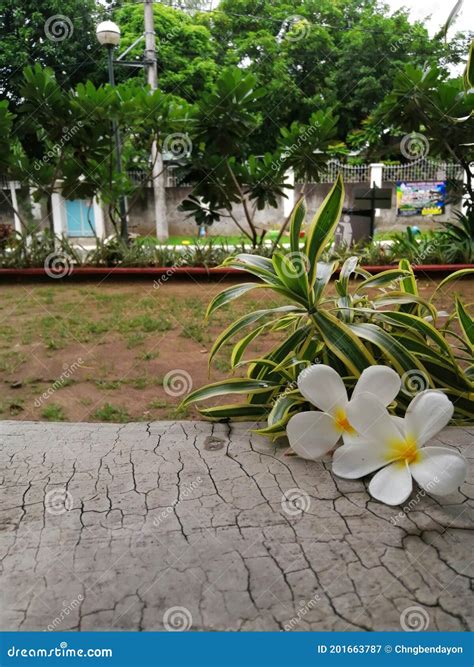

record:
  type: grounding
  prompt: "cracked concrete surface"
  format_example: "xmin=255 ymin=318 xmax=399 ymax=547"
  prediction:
xmin=0 ymin=420 xmax=472 ymax=632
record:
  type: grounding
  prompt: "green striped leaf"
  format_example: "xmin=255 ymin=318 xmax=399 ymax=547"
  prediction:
xmin=455 ymin=298 xmax=474 ymax=351
xmin=312 ymin=310 xmax=375 ymax=375
xmin=314 ymin=261 xmax=338 ymax=303
xmin=206 ymin=282 xmax=264 ymax=319
xmin=305 ymin=174 xmax=344 ymax=285
xmin=181 ymin=378 xmax=280 ymax=407
xmin=432 ymin=269 xmax=474 ymax=297
xmin=367 ymin=310 xmax=455 ymax=361
xmin=198 ymin=403 xmax=272 ymax=421
xmin=355 ymin=269 xmax=410 ymax=291
xmin=209 ymin=305 xmax=304 ymax=366
xmin=289 ymin=197 xmax=307 ymax=253
xmin=349 ymin=322 xmax=430 ymax=378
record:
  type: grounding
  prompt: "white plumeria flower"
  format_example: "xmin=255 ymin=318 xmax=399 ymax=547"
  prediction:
xmin=332 ymin=390 xmax=467 ymax=506
xmin=286 ymin=364 xmax=401 ymax=460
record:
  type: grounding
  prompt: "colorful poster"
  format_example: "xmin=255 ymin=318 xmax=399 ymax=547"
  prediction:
xmin=396 ymin=181 xmax=446 ymax=217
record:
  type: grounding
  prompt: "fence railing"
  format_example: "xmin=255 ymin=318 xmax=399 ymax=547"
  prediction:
xmin=381 ymin=158 xmax=463 ymax=183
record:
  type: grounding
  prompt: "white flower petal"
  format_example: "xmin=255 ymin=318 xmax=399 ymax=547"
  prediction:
xmin=369 ymin=461 xmax=413 ymax=506
xmin=345 ymin=394 xmax=403 ymax=445
xmin=352 ymin=365 xmax=401 ymax=406
xmin=286 ymin=411 xmax=340 ymax=460
xmin=297 ymin=364 xmax=348 ymax=414
xmin=332 ymin=444 xmax=388 ymax=479
xmin=410 ymin=446 xmax=467 ymax=496
xmin=341 ymin=431 xmax=361 ymax=447
xmin=405 ymin=391 xmax=454 ymax=445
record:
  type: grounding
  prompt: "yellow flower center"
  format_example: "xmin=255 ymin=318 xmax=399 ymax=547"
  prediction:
xmin=334 ymin=407 xmax=356 ymax=435
xmin=387 ymin=435 xmax=422 ymax=465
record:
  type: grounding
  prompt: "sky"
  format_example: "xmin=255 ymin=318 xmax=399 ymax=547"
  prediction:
xmin=386 ymin=0 xmax=473 ymax=36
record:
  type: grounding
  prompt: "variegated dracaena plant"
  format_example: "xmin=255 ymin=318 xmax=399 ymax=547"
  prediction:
xmin=182 ymin=175 xmax=474 ymax=437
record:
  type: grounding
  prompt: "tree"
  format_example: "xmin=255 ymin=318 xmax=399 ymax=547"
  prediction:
xmin=0 ymin=0 xmax=107 ymax=106
xmin=197 ymin=0 xmax=469 ymax=152
xmin=178 ymin=67 xmax=342 ymax=246
xmin=361 ymin=42 xmax=474 ymax=206
xmin=2 ymin=64 xmax=193 ymax=240
xmin=113 ymin=2 xmax=218 ymax=102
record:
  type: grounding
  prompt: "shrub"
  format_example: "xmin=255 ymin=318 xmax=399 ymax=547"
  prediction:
xmin=182 ymin=176 xmax=474 ymax=435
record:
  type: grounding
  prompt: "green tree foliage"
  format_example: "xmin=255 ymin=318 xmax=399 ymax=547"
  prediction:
xmin=0 ymin=0 xmax=107 ymax=105
xmin=198 ymin=0 xmax=468 ymax=151
xmin=114 ymin=2 xmax=218 ymax=101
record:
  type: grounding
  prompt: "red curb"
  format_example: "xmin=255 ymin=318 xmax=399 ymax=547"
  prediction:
xmin=0 ymin=264 xmax=472 ymax=280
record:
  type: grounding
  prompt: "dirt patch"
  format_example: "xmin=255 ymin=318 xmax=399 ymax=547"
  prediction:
xmin=0 ymin=275 xmax=472 ymax=422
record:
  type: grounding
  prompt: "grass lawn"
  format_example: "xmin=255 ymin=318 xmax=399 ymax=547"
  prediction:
xmin=0 ymin=276 xmax=472 ymax=423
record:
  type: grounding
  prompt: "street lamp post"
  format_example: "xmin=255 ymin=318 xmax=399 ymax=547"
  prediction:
xmin=96 ymin=21 xmax=128 ymax=242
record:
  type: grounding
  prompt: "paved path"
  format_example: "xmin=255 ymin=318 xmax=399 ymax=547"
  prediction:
xmin=0 ymin=421 xmax=472 ymax=632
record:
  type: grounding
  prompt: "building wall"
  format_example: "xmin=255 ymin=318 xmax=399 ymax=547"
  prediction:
xmin=1 ymin=182 xmax=459 ymax=239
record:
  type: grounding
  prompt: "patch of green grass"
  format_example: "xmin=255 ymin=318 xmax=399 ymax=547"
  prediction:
xmin=141 ymin=351 xmax=158 ymax=361
xmin=120 ymin=314 xmax=172 ymax=334
xmin=92 ymin=403 xmax=130 ymax=423
xmin=148 ymin=398 xmax=168 ymax=409
xmin=181 ymin=322 xmax=206 ymax=344
xmin=95 ymin=379 xmax=124 ymax=390
xmin=125 ymin=332 xmax=146 ymax=348
xmin=41 ymin=403 xmax=66 ymax=421
xmin=129 ymin=377 xmax=150 ymax=390
xmin=0 ymin=351 xmax=27 ymax=374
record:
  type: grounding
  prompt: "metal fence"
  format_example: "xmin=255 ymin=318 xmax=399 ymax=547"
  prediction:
xmin=382 ymin=158 xmax=463 ymax=183
xmin=318 ymin=160 xmax=370 ymax=183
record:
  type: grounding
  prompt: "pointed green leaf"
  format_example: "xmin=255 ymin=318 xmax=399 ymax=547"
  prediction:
xmin=305 ymin=174 xmax=344 ymax=284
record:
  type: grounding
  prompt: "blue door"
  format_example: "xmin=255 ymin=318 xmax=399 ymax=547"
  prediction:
xmin=66 ymin=200 xmax=95 ymax=236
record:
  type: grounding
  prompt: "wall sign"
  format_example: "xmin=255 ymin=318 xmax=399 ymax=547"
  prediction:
xmin=396 ymin=181 xmax=446 ymax=217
